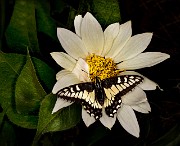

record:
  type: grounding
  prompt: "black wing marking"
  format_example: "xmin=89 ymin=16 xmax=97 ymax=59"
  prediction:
xmin=102 ymin=75 xmax=143 ymax=117
xmin=57 ymin=82 xmax=103 ymax=119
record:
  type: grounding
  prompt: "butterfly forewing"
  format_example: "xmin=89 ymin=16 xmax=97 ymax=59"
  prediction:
xmin=102 ymin=75 xmax=143 ymax=117
xmin=57 ymin=82 xmax=103 ymax=119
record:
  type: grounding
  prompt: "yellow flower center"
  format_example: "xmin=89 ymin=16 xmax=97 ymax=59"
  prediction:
xmin=86 ymin=53 xmax=122 ymax=82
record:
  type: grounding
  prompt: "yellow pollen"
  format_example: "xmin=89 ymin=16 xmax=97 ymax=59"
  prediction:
xmin=86 ymin=53 xmax=121 ymax=82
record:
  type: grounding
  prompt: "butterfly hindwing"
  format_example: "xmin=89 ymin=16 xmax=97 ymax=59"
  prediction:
xmin=102 ymin=75 xmax=143 ymax=117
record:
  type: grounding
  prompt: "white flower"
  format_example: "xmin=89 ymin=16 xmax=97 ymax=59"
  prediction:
xmin=51 ymin=12 xmax=170 ymax=137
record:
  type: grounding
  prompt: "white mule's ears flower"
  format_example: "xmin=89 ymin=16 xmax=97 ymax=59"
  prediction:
xmin=51 ymin=12 xmax=170 ymax=137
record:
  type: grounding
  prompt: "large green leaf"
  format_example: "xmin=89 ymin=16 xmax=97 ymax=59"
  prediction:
xmin=0 ymin=52 xmax=38 ymax=129
xmin=5 ymin=0 xmax=39 ymax=53
xmin=15 ymin=54 xmax=46 ymax=114
xmin=91 ymin=0 xmax=121 ymax=27
xmin=33 ymin=93 xmax=81 ymax=145
xmin=0 ymin=52 xmax=56 ymax=129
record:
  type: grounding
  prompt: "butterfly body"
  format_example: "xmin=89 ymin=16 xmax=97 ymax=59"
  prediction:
xmin=57 ymin=75 xmax=143 ymax=120
xmin=94 ymin=77 xmax=105 ymax=106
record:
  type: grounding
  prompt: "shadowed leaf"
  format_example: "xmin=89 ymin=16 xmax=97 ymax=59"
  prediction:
xmin=0 ymin=121 xmax=16 ymax=146
xmin=151 ymin=124 xmax=180 ymax=146
xmin=33 ymin=93 xmax=81 ymax=145
xmin=5 ymin=0 xmax=39 ymax=53
xmin=91 ymin=0 xmax=121 ymax=27
xmin=36 ymin=0 xmax=57 ymax=41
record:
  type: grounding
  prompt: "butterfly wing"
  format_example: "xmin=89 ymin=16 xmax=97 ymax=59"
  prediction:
xmin=57 ymin=82 xmax=102 ymax=119
xmin=102 ymin=75 xmax=143 ymax=117
xmin=57 ymin=75 xmax=143 ymax=119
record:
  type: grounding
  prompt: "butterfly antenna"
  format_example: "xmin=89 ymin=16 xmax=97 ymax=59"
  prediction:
xmin=81 ymin=69 xmax=88 ymax=74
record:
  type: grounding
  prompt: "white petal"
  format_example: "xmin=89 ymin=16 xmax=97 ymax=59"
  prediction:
xmin=57 ymin=28 xmax=88 ymax=59
xmin=99 ymin=108 xmax=116 ymax=129
xmin=52 ymin=73 xmax=80 ymax=94
xmin=81 ymin=12 xmax=104 ymax=55
xmin=52 ymin=98 xmax=73 ymax=114
xmin=56 ymin=70 xmax=72 ymax=80
xmin=119 ymin=71 xmax=159 ymax=90
xmin=82 ymin=108 xmax=96 ymax=127
xmin=131 ymin=101 xmax=151 ymax=113
xmin=72 ymin=58 xmax=90 ymax=82
xmin=117 ymin=52 xmax=170 ymax=70
xmin=139 ymin=78 xmax=160 ymax=91
xmin=114 ymin=33 xmax=153 ymax=63
xmin=50 ymin=52 xmax=76 ymax=71
xmin=122 ymin=87 xmax=147 ymax=105
xmin=106 ymin=21 xmax=132 ymax=58
xmin=117 ymin=105 xmax=140 ymax=137
xmin=101 ymin=23 xmax=119 ymax=56
xmin=74 ymin=15 xmax=83 ymax=37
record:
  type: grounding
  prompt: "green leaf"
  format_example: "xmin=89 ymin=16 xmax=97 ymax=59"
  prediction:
xmin=0 ymin=52 xmax=56 ymax=129
xmin=33 ymin=93 xmax=81 ymax=145
xmin=5 ymin=0 xmax=39 ymax=53
xmin=91 ymin=0 xmax=121 ymax=27
xmin=151 ymin=124 xmax=180 ymax=146
xmin=35 ymin=0 xmax=57 ymax=41
xmin=0 ymin=121 xmax=16 ymax=146
xmin=15 ymin=53 xmax=46 ymax=114
xmin=6 ymin=108 xmax=38 ymax=129
xmin=0 ymin=52 xmax=38 ymax=128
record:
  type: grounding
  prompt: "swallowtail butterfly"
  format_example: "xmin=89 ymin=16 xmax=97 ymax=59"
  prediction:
xmin=57 ymin=75 xmax=143 ymax=120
